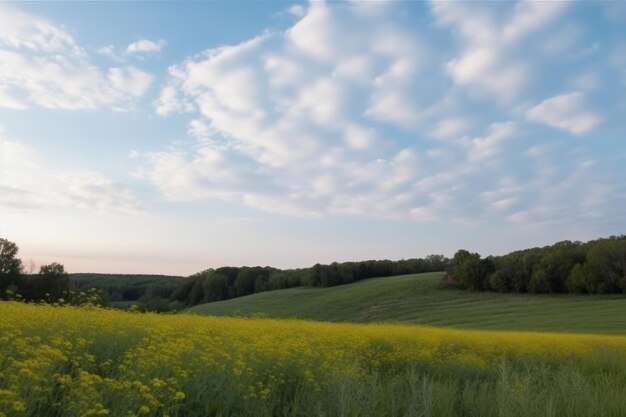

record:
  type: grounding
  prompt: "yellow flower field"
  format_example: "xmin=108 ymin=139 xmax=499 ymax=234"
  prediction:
xmin=1 ymin=301 xmax=625 ymax=417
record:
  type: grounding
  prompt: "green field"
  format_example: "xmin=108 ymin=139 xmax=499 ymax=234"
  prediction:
xmin=189 ymin=272 xmax=626 ymax=334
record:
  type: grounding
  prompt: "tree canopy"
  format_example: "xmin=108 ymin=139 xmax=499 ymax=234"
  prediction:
xmin=0 ymin=238 xmax=74 ymax=302
xmin=451 ymin=236 xmax=626 ymax=295
xmin=0 ymin=238 xmax=23 ymax=293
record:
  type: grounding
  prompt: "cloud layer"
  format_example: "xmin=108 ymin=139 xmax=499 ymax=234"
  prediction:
xmin=143 ymin=1 xmax=624 ymax=228
xmin=0 ymin=131 xmax=142 ymax=214
xmin=0 ymin=1 xmax=623 ymax=236
xmin=0 ymin=4 xmax=153 ymax=110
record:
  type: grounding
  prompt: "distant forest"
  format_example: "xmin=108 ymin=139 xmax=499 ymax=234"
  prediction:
xmin=451 ymin=235 xmax=626 ymax=295
xmin=1 ymin=235 xmax=625 ymax=312
xmin=167 ymin=255 xmax=450 ymax=311
xmin=71 ymin=273 xmax=183 ymax=303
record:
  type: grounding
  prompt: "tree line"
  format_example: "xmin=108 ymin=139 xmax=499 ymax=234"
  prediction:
xmin=451 ymin=235 xmax=626 ymax=294
xmin=3 ymin=233 xmax=624 ymax=311
xmin=1 ymin=236 xmax=450 ymax=310
xmin=166 ymin=255 xmax=450 ymax=309
xmin=0 ymin=238 xmax=81 ymax=303
xmin=71 ymin=273 xmax=182 ymax=302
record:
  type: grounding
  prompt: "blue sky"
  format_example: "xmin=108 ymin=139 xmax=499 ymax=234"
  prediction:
xmin=0 ymin=1 xmax=625 ymax=275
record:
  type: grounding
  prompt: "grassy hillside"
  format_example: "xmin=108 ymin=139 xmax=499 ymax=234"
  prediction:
xmin=188 ymin=272 xmax=626 ymax=334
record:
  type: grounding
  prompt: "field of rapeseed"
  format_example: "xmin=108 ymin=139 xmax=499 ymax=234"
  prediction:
xmin=1 ymin=302 xmax=625 ymax=417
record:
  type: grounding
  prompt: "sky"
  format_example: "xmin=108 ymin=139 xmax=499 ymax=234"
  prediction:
xmin=0 ymin=1 xmax=625 ymax=275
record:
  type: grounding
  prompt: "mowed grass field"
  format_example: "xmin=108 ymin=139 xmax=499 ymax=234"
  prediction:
xmin=1 ymin=301 xmax=625 ymax=417
xmin=188 ymin=272 xmax=626 ymax=334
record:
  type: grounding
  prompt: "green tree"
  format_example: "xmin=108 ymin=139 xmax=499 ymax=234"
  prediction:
xmin=0 ymin=238 xmax=23 ymax=295
xmin=453 ymin=250 xmax=486 ymax=290
xmin=452 ymin=250 xmax=471 ymax=268
xmin=535 ymin=241 xmax=585 ymax=293
xmin=187 ymin=277 xmax=206 ymax=306
xmin=36 ymin=262 xmax=70 ymax=301
xmin=566 ymin=263 xmax=591 ymax=294
xmin=234 ymin=267 xmax=259 ymax=297
xmin=170 ymin=278 xmax=196 ymax=303
xmin=584 ymin=239 xmax=626 ymax=293
xmin=202 ymin=273 xmax=229 ymax=302
xmin=528 ymin=269 xmax=550 ymax=293
xmin=487 ymin=270 xmax=509 ymax=292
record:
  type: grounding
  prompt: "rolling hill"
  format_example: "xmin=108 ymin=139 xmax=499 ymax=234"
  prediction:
xmin=188 ymin=272 xmax=626 ymax=334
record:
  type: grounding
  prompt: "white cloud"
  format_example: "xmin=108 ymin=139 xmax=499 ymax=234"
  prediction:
xmin=332 ymin=55 xmax=373 ymax=82
xmin=344 ymin=124 xmax=377 ymax=150
xmin=526 ymin=92 xmax=603 ymax=135
xmin=56 ymin=172 xmax=143 ymax=214
xmin=429 ymin=2 xmax=498 ymax=45
xmin=99 ymin=39 xmax=166 ymax=61
xmin=294 ymin=77 xmax=346 ymax=126
xmin=0 ymin=5 xmax=154 ymax=110
xmin=187 ymin=119 xmax=213 ymax=142
xmin=410 ymin=206 xmax=440 ymax=222
xmin=430 ymin=117 xmax=472 ymax=140
xmin=0 ymin=139 xmax=42 ymax=210
xmin=142 ymin=0 xmax=623 ymax=230
xmin=0 ymin=49 xmax=154 ymax=110
xmin=0 ymin=3 xmax=81 ymax=54
xmin=507 ymin=211 xmax=529 ymax=223
xmin=431 ymin=0 xmax=569 ymax=102
xmin=125 ymin=39 xmax=166 ymax=55
xmin=365 ymin=89 xmax=422 ymax=128
xmin=155 ymin=84 xmax=193 ymax=116
xmin=146 ymin=2 xmax=436 ymax=218
xmin=154 ymin=4 xmax=428 ymax=169
xmin=444 ymin=43 xmax=527 ymax=103
xmin=97 ymin=44 xmax=122 ymax=61
xmin=467 ymin=122 xmax=517 ymax=162
xmin=502 ymin=1 xmax=569 ymax=42
xmin=0 ymin=134 xmax=142 ymax=214
xmin=108 ymin=66 xmax=154 ymax=98
xmin=0 ymin=86 xmax=27 ymax=110
xmin=287 ymin=4 xmax=306 ymax=18
xmin=287 ymin=2 xmax=340 ymax=62
xmin=492 ymin=197 xmax=518 ymax=211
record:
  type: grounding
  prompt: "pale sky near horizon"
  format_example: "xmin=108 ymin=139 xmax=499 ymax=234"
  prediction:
xmin=0 ymin=1 xmax=625 ymax=276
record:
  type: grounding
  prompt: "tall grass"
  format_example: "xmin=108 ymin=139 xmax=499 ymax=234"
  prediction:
xmin=0 ymin=301 xmax=624 ymax=416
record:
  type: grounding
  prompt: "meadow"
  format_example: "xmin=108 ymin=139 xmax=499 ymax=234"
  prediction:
xmin=189 ymin=272 xmax=626 ymax=334
xmin=1 ymin=301 xmax=625 ymax=417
